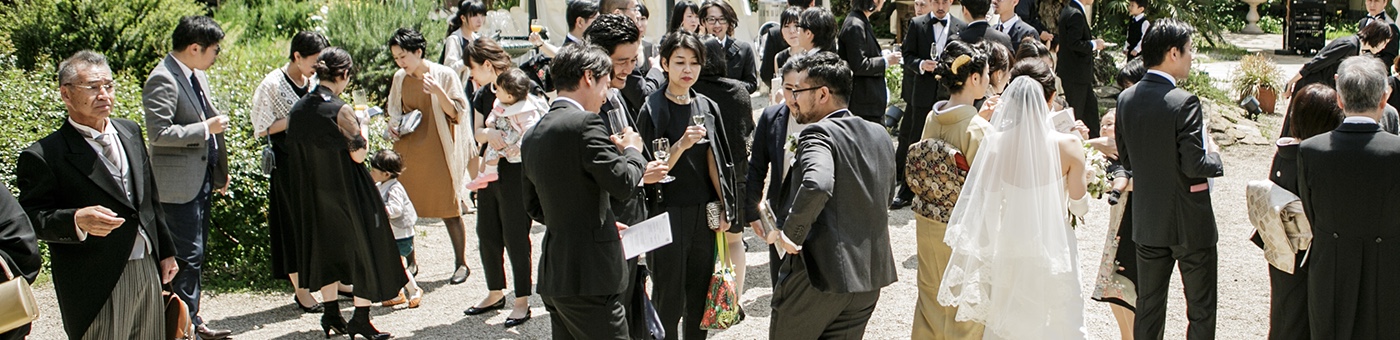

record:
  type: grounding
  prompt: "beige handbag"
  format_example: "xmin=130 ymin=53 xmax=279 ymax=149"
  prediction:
xmin=0 ymin=259 xmax=38 ymax=334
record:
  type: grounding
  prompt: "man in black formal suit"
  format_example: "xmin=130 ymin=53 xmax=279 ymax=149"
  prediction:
xmin=839 ymin=0 xmax=902 ymax=123
xmin=899 ymin=0 xmax=932 ymax=120
xmin=893 ymin=0 xmax=963 ymax=209
xmin=1360 ymin=0 xmax=1398 ymax=72
xmin=587 ymin=16 xmax=673 ymax=339
xmin=1114 ymin=20 xmax=1223 ymax=340
xmin=761 ymin=0 xmax=819 ymax=83
xmin=956 ymin=0 xmax=1013 ymax=50
xmin=745 ymin=99 xmax=798 ymax=285
xmin=1298 ymin=55 xmax=1400 ymax=339
xmin=1285 ymin=21 xmax=1392 ymax=97
xmin=17 ymin=51 xmax=180 ymax=340
xmin=994 ymin=0 xmax=1040 ymax=51
xmin=522 ymin=44 xmax=648 ymax=340
xmin=770 ymin=51 xmax=898 ymax=339
xmin=1057 ymin=0 xmax=1106 ymax=137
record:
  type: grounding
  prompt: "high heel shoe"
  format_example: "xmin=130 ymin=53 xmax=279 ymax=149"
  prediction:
xmin=463 ymin=298 xmax=505 ymax=315
xmin=295 ymin=295 xmax=324 ymax=313
xmin=321 ymin=312 xmax=348 ymax=338
xmin=347 ymin=311 xmax=391 ymax=340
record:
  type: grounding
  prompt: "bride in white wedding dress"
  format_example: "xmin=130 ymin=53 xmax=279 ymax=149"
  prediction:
xmin=936 ymin=73 xmax=1091 ymax=339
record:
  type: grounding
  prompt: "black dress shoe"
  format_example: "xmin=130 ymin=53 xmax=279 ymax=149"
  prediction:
xmin=294 ymin=296 xmax=324 ymax=313
xmin=503 ymin=310 xmax=531 ymax=328
xmin=449 ymin=266 xmax=470 ymax=285
xmin=889 ymin=197 xmax=912 ymax=210
xmin=463 ymin=298 xmax=505 ymax=315
xmin=196 ymin=325 xmax=232 ymax=340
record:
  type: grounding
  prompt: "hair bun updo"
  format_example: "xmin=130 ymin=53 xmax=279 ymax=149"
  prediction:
xmin=931 ymin=40 xmax=988 ymax=94
xmin=313 ymin=47 xmax=354 ymax=80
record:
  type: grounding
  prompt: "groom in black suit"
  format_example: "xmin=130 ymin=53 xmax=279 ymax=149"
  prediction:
xmin=1298 ymin=56 xmax=1400 ymax=339
xmin=521 ymin=44 xmax=648 ymax=340
xmin=1057 ymin=0 xmax=1106 ymax=137
xmin=771 ymin=52 xmax=898 ymax=339
xmin=1114 ymin=20 xmax=1223 ymax=340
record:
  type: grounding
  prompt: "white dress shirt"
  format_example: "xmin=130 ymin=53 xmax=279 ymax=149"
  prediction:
xmin=69 ymin=118 xmax=151 ymax=259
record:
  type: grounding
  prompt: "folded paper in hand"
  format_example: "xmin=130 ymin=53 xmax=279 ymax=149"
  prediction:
xmin=1051 ymin=108 xmax=1076 ymax=133
xmin=622 ymin=213 xmax=673 ymax=259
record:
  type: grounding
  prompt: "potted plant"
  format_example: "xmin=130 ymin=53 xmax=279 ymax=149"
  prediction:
xmin=1231 ymin=52 xmax=1284 ymax=118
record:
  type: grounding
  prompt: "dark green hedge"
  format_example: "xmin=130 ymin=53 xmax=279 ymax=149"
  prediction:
xmin=0 ymin=0 xmax=206 ymax=76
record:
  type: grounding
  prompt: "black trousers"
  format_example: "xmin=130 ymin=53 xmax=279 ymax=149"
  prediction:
xmin=1063 ymin=81 xmax=1101 ymax=138
xmin=477 ymin=162 xmax=533 ymax=296
xmin=849 ymin=103 xmax=885 ymax=125
xmin=166 ymin=178 xmax=211 ymax=326
xmin=543 ymin=294 xmax=630 ymax=340
xmin=1135 ymin=244 xmax=1217 ymax=340
xmin=771 ymin=257 xmax=881 ymax=339
xmin=1267 ymin=253 xmax=1309 ymax=340
xmin=646 ymin=204 xmax=714 ymax=340
xmin=894 ymin=104 xmax=932 ymax=201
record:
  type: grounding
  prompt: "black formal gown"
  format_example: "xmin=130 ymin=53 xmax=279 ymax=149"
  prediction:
xmin=1248 ymin=142 xmax=1309 ymax=340
xmin=268 ymin=73 xmax=311 ymax=280
xmin=284 ymin=86 xmax=408 ymax=301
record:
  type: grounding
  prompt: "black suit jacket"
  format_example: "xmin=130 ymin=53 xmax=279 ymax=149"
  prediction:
xmin=1296 ymin=35 xmax=1361 ymax=95
xmin=1298 ymin=120 xmax=1400 ymax=339
xmin=1115 ymin=73 xmax=1224 ymax=249
xmin=15 ymin=119 xmax=177 ymax=339
xmin=780 ymin=110 xmax=897 ymax=293
xmin=839 ymin=11 xmax=890 ymax=112
xmin=744 ymin=103 xmax=791 ymax=224
xmin=957 ymin=21 xmax=1013 ymax=51
xmin=522 ymin=101 xmax=647 ymax=297
xmin=1015 ymin=0 xmax=1048 ymax=33
xmin=599 ymin=90 xmax=656 ymax=225
xmin=902 ymin=14 xmax=966 ymax=108
xmin=760 ymin=26 xmax=789 ymax=83
xmin=0 ymin=182 xmax=39 ymax=340
xmin=1056 ymin=1 xmax=1096 ymax=85
xmin=724 ymin=38 xmax=759 ymax=93
xmin=1001 ymin=18 xmax=1040 ymax=51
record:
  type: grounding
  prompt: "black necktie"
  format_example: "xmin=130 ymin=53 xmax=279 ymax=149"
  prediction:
xmin=190 ymin=74 xmax=214 ymax=119
xmin=995 ymin=23 xmax=1004 ymax=31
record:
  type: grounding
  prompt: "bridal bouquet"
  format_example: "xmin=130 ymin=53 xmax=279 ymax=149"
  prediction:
xmin=1072 ymin=143 xmax=1111 ymax=229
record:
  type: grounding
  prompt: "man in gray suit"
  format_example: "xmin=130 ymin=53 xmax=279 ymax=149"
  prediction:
xmin=141 ymin=15 xmax=231 ymax=340
xmin=770 ymin=52 xmax=898 ymax=338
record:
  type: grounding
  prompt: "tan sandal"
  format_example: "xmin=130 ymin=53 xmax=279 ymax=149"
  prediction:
xmin=381 ymin=292 xmax=407 ymax=307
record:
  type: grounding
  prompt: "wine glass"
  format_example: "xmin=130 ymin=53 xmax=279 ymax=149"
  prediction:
xmin=530 ymin=19 xmax=543 ymax=34
xmin=692 ymin=112 xmax=709 ymax=144
xmin=608 ymin=109 xmax=627 ymax=137
xmin=653 ymin=138 xmax=676 ymax=183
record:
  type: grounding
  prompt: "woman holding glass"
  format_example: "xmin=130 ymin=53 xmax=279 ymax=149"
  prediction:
xmin=637 ymin=31 xmax=743 ymax=340
xmin=250 ymin=30 xmax=328 ymax=313
xmin=385 ymin=28 xmax=475 ymax=286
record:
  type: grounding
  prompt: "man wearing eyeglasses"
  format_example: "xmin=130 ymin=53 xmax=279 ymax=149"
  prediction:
xmin=140 ymin=15 xmax=232 ymax=340
xmin=16 ymin=50 xmax=181 ymax=340
xmin=770 ymin=51 xmax=896 ymax=339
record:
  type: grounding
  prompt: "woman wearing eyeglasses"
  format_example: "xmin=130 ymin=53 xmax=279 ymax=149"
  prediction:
xmin=700 ymin=0 xmax=757 ymax=93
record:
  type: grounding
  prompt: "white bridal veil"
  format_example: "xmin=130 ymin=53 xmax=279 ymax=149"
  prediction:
xmin=936 ymin=76 xmax=1086 ymax=339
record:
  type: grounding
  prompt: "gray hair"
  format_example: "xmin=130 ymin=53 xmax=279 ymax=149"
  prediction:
xmin=1336 ymin=56 xmax=1389 ymax=114
xmin=57 ymin=50 xmax=110 ymax=87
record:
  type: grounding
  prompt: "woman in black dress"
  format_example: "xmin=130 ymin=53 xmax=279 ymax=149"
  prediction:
xmin=693 ymin=36 xmax=755 ymax=296
xmin=284 ymin=48 xmax=406 ymax=340
xmin=250 ymin=30 xmax=328 ymax=314
xmin=1253 ymin=83 xmax=1343 ymax=340
xmin=637 ymin=31 xmax=743 ymax=340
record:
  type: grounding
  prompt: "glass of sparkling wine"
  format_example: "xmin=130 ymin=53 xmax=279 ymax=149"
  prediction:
xmin=530 ymin=19 xmax=543 ymax=33
xmin=653 ymin=138 xmax=676 ymax=183
xmin=692 ymin=112 xmax=709 ymax=144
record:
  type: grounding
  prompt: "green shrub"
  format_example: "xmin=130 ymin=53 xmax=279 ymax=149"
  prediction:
xmin=1181 ymin=67 xmax=1230 ymax=104
xmin=321 ymin=0 xmax=448 ymax=103
xmin=1091 ymin=0 xmax=1244 ymax=48
xmin=214 ymin=0 xmax=320 ymax=42
xmin=203 ymin=36 xmax=288 ymax=291
xmin=0 ymin=0 xmax=206 ymax=77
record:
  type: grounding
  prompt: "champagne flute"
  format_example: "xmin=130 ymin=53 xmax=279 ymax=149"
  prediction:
xmin=653 ymin=138 xmax=676 ymax=183
xmin=608 ymin=109 xmax=627 ymax=137
xmin=692 ymin=112 xmax=709 ymax=144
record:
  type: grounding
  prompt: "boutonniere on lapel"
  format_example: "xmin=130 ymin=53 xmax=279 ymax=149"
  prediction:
xmin=786 ymin=132 xmax=800 ymax=153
